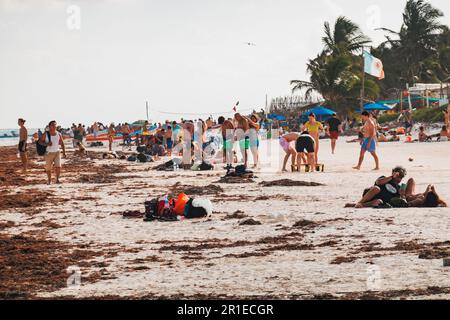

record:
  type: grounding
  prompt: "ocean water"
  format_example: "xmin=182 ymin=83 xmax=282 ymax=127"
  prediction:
xmin=0 ymin=128 xmax=37 ymax=146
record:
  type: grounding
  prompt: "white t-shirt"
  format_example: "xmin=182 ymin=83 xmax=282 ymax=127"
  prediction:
xmin=45 ymin=132 xmax=62 ymax=153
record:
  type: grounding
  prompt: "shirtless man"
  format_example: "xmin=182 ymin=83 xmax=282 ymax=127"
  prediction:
xmin=353 ymin=111 xmax=380 ymax=170
xmin=234 ymin=113 xmax=250 ymax=167
xmin=218 ymin=116 xmax=235 ymax=170
xmin=121 ymin=123 xmax=132 ymax=148
xmin=18 ymin=118 xmax=28 ymax=173
xmin=279 ymin=132 xmax=299 ymax=172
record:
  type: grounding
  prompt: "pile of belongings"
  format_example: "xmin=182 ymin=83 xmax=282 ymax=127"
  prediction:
xmin=144 ymin=193 xmax=212 ymax=222
xmin=155 ymin=159 xmax=214 ymax=171
xmin=225 ymin=165 xmax=254 ymax=178
xmin=127 ymin=153 xmax=154 ymax=163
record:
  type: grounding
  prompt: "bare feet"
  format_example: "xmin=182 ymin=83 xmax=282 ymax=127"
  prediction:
xmin=373 ymin=167 xmax=380 ymax=171
xmin=344 ymin=203 xmax=356 ymax=208
xmin=352 ymin=166 xmax=361 ymax=170
xmin=355 ymin=203 xmax=364 ymax=208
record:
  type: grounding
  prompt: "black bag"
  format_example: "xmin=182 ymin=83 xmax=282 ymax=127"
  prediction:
xmin=184 ymin=199 xmax=208 ymax=219
xmin=144 ymin=198 xmax=158 ymax=216
xmin=199 ymin=161 xmax=214 ymax=171
xmin=36 ymin=131 xmax=51 ymax=156
xmin=127 ymin=155 xmax=137 ymax=162
xmin=137 ymin=152 xmax=149 ymax=163
xmin=136 ymin=146 xmax=146 ymax=153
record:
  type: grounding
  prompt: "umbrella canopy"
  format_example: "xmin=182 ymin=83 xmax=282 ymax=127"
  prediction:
xmin=267 ymin=114 xmax=287 ymax=121
xmin=363 ymin=103 xmax=392 ymax=111
xmin=308 ymin=106 xmax=336 ymax=117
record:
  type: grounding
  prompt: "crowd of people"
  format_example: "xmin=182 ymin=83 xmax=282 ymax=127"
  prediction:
xmin=14 ymin=105 xmax=450 ymax=185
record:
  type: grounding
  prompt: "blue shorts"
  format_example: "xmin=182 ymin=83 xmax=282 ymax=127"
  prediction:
xmin=361 ymin=138 xmax=376 ymax=153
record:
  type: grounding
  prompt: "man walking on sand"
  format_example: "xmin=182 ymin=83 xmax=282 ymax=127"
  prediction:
xmin=326 ymin=113 xmax=342 ymax=154
xmin=353 ymin=111 xmax=380 ymax=171
xmin=18 ymin=118 xmax=28 ymax=173
xmin=40 ymin=120 xmax=67 ymax=185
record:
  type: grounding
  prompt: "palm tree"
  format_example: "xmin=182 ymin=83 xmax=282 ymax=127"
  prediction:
xmin=291 ymin=16 xmax=377 ymax=114
xmin=322 ymin=16 xmax=371 ymax=55
xmin=377 ymin=0 xmax=446 ymax=84
xmin=291 ymin=53 xmax=379 ymax=113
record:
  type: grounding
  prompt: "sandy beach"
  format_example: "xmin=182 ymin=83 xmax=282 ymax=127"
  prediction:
xmin=1 ymin=137 xmax=449 ymax=300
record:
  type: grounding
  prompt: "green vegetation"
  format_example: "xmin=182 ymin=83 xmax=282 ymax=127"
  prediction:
xmin=290 ymin=0 xmax=450 ymax=116
xmin=377 ymin=106 xmax=447 ymax=124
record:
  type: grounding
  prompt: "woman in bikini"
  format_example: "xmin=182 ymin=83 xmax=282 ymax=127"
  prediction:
xmin=302 ymin=113 xmax=324 ymax=164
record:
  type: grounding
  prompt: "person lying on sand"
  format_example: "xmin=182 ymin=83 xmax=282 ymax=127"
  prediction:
xmin=378 ymin=132 xmax=400 ymax=143
xmin=346 ymin=132 xmax=364 ymax=143
xmin=346 ymin=166 xmax=408 ymax=208
xmin=403 ymin=178 xmax=447 ymax=207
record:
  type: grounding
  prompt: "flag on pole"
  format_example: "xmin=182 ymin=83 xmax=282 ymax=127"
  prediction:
xmin=364 ymin=50 xmax=385 ymax=80
xmin=233 ymin=101 xmax=239 ymax=112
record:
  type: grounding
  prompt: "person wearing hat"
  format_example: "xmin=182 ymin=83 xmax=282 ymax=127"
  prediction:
xmin=17 ymin=118 xmax=28 ymax=173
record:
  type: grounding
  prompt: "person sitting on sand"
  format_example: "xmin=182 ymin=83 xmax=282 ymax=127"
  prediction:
xmin=418 ymin=126 xmax=431 ymax=142
xmin=403 ymin=178 xmax=447 ymax=208
xmin=350 ymin=166 xmax=408 ymax=208
xmin=279 ymin=132 xmax=299 ymax=172
xmin=295 ymin=131 xmax=316 ymax=172
xmin=438 ymin=125 xmax=449 ymax=142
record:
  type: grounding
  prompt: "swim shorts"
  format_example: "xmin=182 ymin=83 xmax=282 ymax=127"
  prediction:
xmin=18 ymin=141 xmax=27 ymax=153
xmin=239 ymin=137 xmax=250 ymax=150
xmin=223 ymin=139 xmax=233 ymax=150
xmin=361 ymin=137 xmax=376 ymax=153
xmin=329 ymin=131 xmax=339 ymax=140
xmin=279 ymin=137 xmax=290 ymax=152
xmin=295 ymin=136 xmax=315 ymax=153
xmin=166 ymin=139 xmax=173 ymax=149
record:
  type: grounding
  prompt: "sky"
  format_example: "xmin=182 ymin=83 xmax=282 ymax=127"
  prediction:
xmin=1 ymin=0 xmax=449 ymax=128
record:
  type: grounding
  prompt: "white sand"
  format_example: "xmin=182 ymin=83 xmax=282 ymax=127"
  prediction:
xmin=2 ymin=138 xmax=450 ymax=299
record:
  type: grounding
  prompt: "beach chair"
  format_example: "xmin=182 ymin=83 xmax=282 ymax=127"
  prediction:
xmin=291 ymin=163 xmax=325 ymax=173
